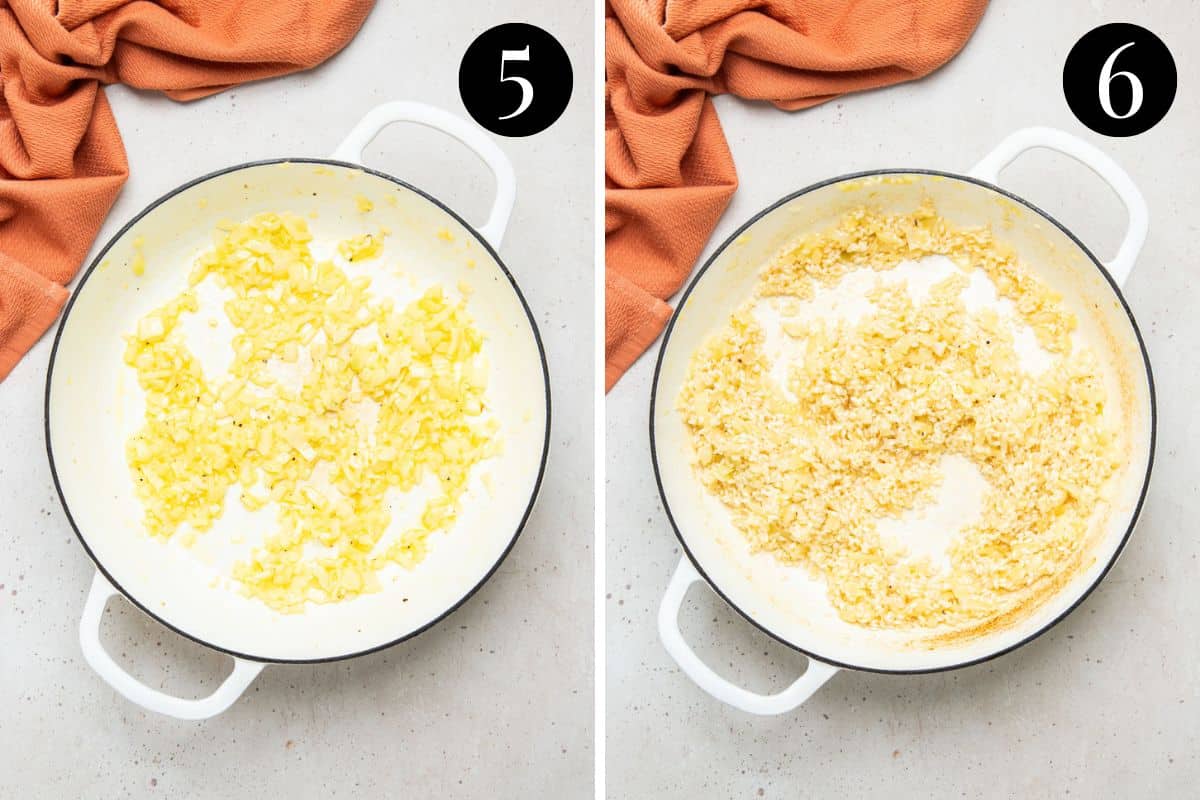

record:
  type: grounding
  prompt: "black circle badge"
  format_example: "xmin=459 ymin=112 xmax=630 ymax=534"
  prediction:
xmin=1063 ymin=23 xmax=1176 ymax=137
xmin=459 ymin=23 xmax=573 ymax=138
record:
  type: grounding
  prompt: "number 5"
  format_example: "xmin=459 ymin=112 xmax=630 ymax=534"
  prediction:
xmin=499 ymin=46 xmax=533 ymax=120
xmin=1099 ymin=42 xmax=1144 ymax=120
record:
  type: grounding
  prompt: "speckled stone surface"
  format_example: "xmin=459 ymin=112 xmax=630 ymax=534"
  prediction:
xmin=606 ymin=2 xmax=1199 ymax=797
xmin=0 ymin=3 xmax=593 ymax=797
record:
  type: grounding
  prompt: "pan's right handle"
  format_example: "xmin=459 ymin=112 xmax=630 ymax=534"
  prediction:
xmin=968 ymin=127 xmax=1148 ymax=288
xmin=658 ymin=557 xmax=838 ymax=715
xmin=331 ymin=101 xmax=516 ymax=249
xmin=79 ymin=572 xmax=264 ymax=720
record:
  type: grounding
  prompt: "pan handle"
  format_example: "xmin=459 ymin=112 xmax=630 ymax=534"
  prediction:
xmin=658 ymin=557 xmax=838 ymax=715
xmin=330 ymin=101 xmax=516 ymax=249
xmin=968 ymin=127 xmax=1147 ymax=288
xmin=79 ymin=572 xmax=264 ymax=720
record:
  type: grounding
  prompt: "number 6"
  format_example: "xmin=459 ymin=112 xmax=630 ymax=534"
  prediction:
xmin=499 ymin=46 xmax=533 ymax=120
xmin=1099 ymin=42 xmax=1144 ymax=120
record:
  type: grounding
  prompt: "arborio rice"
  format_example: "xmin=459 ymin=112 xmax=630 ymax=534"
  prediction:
xmin=677 ymin=201 xmax=1122 ymax=632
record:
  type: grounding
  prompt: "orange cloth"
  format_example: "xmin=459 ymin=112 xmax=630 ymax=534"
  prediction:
xmin=0 ymin=0 xmax=375 ymax=381
xmin=605 ymin=0 xmax=988 ymax=390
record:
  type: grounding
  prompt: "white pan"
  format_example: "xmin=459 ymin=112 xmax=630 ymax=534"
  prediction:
xmin=652 ymin=128 xmax=1155 ymax=714
xmin=45 ymin=102 xmax=550 ymax=719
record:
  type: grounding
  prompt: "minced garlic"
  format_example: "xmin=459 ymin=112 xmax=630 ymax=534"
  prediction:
xmin=678 ymin=202 xmax=1121 ymax=632
xmin=124 ymin=212 xmax=498 ymax=613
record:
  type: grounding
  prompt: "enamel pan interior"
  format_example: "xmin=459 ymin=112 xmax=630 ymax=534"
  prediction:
xmin=652 ymin=171 xmax=1154 ymax=673
xmin=46 ymin=160 xmax=550 ymax=663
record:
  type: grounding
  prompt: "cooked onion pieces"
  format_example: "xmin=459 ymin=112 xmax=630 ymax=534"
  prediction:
xmin=124 ymin=212 xmax=497 ymax=612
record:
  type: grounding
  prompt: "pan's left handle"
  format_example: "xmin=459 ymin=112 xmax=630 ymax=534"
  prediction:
xmin=79 ymin=572 xmax=264 ymax=720
xmin=658 ymin=557 xmax=839 ymax=715
xmin=331 ymin=101 xmax=516 ymax=249
xmin=968 ymin=127 xmax=1148 ymax=288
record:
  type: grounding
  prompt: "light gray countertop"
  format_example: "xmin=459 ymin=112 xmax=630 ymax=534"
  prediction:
xmin=606 ymin=1 xmax=1198 ymax=797
xmin=0 ymin=3 xmax=593 ymax=798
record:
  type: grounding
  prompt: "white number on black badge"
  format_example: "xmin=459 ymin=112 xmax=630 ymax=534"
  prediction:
xmin=498 ymin=46 xmax=533 ymax=120
xmin=1098 ymin=42 xmax=1144 ymax=120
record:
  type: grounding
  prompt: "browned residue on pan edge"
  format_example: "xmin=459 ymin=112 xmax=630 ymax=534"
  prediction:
xmin=914 ymin=548 xmax=1098 ymax=649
